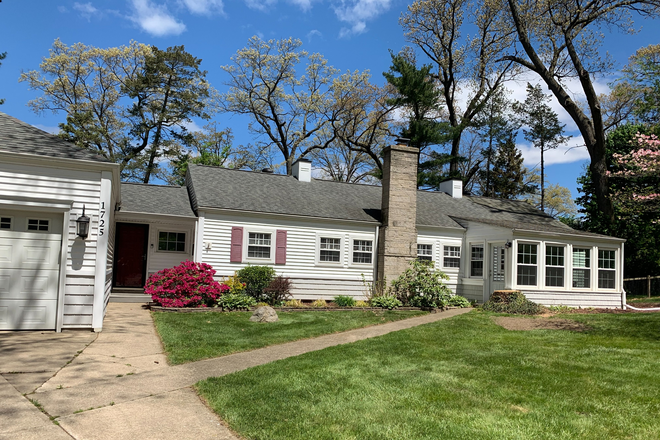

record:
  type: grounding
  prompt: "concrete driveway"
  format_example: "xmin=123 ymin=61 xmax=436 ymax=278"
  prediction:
xmin=1 ymin=303 xmax=471 ymax=440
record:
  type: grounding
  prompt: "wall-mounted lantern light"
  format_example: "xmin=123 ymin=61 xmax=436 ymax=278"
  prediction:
xmin=76 ymin=205 xmax=90 ymax=239
xmin=505 ymin=240 xmax=513 ymax=249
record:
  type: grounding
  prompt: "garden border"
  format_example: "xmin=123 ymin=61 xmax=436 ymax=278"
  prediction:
xmin=148 ymin=305 xmax=457 ymax=313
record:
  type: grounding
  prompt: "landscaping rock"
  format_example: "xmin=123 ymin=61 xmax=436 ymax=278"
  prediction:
xmin=249 ymin=306 xmax=279 ymax=323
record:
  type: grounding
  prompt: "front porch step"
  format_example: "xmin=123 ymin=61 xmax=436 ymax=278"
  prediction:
xmin=110 ymin=288 xmax=151 ymax=303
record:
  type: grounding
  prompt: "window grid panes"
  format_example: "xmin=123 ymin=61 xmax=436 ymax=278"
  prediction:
xmin=353 ymin=240 xmax=373 ymax=264
xmin=470 ymin=245 xmax=484 ymax=277
xmin=417 ymin=244 xmax=433 ymax=262
xmin=598 ymin=250 xmax=616 ymax=289
xmin=443 ymin=246 xmax=460 ymax=268
xmin=0 ymin=217 xmax=11 ymax=229
xmin=320 ymin=237 xmax=341 ymax=262
xmin=572 ymin=248 xmax=591 ymax=288
xmin=158 ymin=232 xmax=186 ymax=252
xmin=27 ymin=219 xmax=49 ymax=231
xmin=545 ymin=246 xmax=565 ymax=287
xmin=248 ymin=232 xmax=271 ymax=259
xmin=517 ymin=243 xmax=537 ymax=285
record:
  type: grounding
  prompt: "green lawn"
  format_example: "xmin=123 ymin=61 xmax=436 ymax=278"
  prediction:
xmin=627 ymin=294 xmax=660 ymax=303
xmin=197 ymin=311 xmax=660 ymax=440
xmin=153 ymin=310 xmax=427 ymax=364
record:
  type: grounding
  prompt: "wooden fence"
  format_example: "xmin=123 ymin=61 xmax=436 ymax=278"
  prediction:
xmin=623 ymin=275 xmax=660 ymax=297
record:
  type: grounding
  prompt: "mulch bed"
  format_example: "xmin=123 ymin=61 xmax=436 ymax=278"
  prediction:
xmin=494 ymin=317 xmax=590 ymax=332
xmin=149 ymin=304 xmax=452 ymax=313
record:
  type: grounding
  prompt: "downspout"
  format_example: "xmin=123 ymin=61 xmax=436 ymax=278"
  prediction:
xmin=373 ymin=225 xmax=379 ymax=285
xmin=623 ymin=292 xmax=660 ymax=311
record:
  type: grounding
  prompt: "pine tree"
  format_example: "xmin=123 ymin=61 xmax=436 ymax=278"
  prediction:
xmin=490 ymin=135 xmax=536 ymax=199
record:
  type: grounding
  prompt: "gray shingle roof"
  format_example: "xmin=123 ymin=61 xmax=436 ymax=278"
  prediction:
xmin=188 ymin=165 xmax=383 ymax=223
xmin=0 ymin=112 xmax=110 ymax=163
xmin=120 ymin=183 xmax=195 ymax=218
xmin=184 ymin=165 xmax=617 ymax=240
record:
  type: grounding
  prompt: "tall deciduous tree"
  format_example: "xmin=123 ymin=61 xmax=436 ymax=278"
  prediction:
xmin=400 ymin=0 xmax=517 ymax=176
xmin=221 ymin=37 xmax=387 ymax=175
xmin=513 ymin=83 xmax=570 ymax=212
xmin=19 ymin=40 xmax=216 ymax=182
xmin=499 ymin=0 xmax=660 ymax=223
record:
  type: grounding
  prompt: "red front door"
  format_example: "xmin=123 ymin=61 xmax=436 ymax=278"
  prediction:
xmin=114 ymin=223 xmax=149 ymax=288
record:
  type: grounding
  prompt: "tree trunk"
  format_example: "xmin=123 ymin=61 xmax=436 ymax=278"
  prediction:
xmin=540 ymin=147 xmax=545 ymax=212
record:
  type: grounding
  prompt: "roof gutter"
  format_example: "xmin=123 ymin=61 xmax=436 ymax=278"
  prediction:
xmin=511 ymin=227 xmax=626 ymax=242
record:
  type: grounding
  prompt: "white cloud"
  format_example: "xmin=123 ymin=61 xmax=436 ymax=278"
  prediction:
xmin=333 ymin=0 xmax=391 ymax=37
xmin=518 ymin=136 xmax=591 ymax=168
xmin=129 ymin=0 xmax=186 ymax=36
xmin=288 ymin=0 xmax=315 ymax=12
xmin=73 ymin=2 xmax=99 ymax=20
xmin=306 ymin=29 xmax=323 ymax=42
xmin=244 ymin=0 xmax=277 ymax=12
xmin=179 ymin=0 xmax=224 ymax=15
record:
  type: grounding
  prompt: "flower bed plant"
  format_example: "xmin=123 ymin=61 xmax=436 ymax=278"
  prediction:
xmin=146 ymin=261 xmax=228 ymax=308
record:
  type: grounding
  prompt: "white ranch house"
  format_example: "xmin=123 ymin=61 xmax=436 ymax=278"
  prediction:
xmin=0 ymin=112 xmax=626 ymax=331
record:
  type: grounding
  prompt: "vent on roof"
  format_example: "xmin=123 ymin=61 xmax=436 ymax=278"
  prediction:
xmin=439 ymin=179 xmax=463 ymax=199
xmin=292 ymin=159 xmax=312 ymax=182
xmin=261 ymin=168 xmax=274 ymax=173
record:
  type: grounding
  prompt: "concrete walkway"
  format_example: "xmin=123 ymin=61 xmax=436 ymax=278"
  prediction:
xmin=1 ymin=304 xmax=471 ymax=440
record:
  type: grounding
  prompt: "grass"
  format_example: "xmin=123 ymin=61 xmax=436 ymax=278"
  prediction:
xmin=627 ymin=294 xmax=660 ymax=303
xmin=197 ymin=311 xmax=660 ymax=440
xmin=153 ymin=310 xmax=427 ymax=364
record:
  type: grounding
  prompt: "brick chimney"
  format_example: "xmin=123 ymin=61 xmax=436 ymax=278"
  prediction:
xmin=377 ymin=139 xmax=419 ymax=285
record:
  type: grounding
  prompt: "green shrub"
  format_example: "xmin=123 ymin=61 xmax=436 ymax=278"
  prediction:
xmin=370 ymin=295 xmax=403 ymax=310
xmin=217 ymin=293 xmax=256 ymax=311
xmin=390 ymin=260 xmax=453 ymax=308
xmin=482 ymin=291 xmax=545 ymax=315
xmin=236 ymin=265 xmax=275 ymax=303
xmin=311 ymin=299 xmax=327 ymax=308
xmin=447 ymin=295 xmax=471 ymax=308
xmin=334 ymin=295 xmax=356 ymax=307
xmin=222 ymin=274 xmax=246 ymax=294
xmin=263 ymin=276 xmax=292 ymax=305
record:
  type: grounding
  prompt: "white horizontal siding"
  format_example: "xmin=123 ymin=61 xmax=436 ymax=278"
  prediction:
xmin=0 ymin=162 xmax=105 ymax=329
xmin=201 ymin=212 xmax=376 ymax=299
xmin=417 ymin=228 xmax=464 ymax=294
xmin=523 ymin=291 xmax=623 ymax=308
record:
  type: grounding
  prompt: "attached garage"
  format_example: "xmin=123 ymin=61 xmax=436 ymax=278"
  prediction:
xmin=0 ymin=210 xmax=64 ymax=330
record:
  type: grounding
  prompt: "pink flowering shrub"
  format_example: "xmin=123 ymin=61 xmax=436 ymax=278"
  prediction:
xmin=145 ymin=261 xmax=229 ymax=308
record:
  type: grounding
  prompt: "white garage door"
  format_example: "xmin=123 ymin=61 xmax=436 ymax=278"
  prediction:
xmin=0 ymin=210 xmax=63 ymax=330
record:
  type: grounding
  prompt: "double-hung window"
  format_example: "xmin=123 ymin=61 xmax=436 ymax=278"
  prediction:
xmin=470 ymin=245 xmax=484 ymax=277
xmin=417 ymin=244 xmax=433 ymax=262
xmin=545 ymin=245 xmax=565 ymax=287
xmin=248 ymin=232 xmax=272 ymax=259
xmin=598 ymin=250 xmax=616 ymax=289
xmin=443 ymin=246 xmax=460 ymax=268
xmin=517 ymin=243 xmax=537 ymax=285
xmin=352 ymin=240 xmax=373 ymax=264
xmin=320 ymin=237 xmax=341 ymax=263
xmin=572 ymin=248 xmax=591 ymax=288
xmin=158 ymin=232 xmax=186 ymax=252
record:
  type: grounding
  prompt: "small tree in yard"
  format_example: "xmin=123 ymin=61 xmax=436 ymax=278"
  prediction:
xmin=390 ymin=260 xmax=453 ymax=308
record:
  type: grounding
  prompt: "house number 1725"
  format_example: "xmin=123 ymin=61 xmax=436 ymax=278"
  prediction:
xmin=99 ymin=202 xmax=106 ymax=236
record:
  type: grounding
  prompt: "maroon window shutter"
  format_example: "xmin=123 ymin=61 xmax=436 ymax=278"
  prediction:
xmin=275 ymin=230 xmax=287 ymax=265
xmin=230 ymin=227 xmax=243 ymax=263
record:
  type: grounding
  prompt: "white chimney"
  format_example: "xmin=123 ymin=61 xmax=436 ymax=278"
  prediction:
xmin=439 ymin=179 xmax=463 ymax=198
xmin=292 ymin=159 xmax=312 ymax=182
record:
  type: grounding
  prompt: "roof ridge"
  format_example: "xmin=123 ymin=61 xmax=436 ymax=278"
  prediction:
xmin=121 ymin=182 xmax=183 ymax=188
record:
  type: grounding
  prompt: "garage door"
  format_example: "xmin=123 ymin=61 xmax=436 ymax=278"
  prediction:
xmin=0 ymin=210 xmax=63 ymax=330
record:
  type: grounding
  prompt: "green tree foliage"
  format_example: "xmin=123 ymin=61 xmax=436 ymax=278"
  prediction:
xmin=513 ymin=84 xmax=570 ymax=211
xmin=474 ymin=87 xmax=518 ymax=196
xmin=383 ymin=53 xmax=454 ymax=187
xmin=19 ymin=40 xmax=217 ymax=183
xmin=489 ymin=135 xmax=536 ymax=199
xmin=577 ymin=123 xmax=660 ymax=277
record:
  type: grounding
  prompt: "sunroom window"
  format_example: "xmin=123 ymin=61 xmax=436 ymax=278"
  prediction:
xmin=545 ymin=246 xmax=565 ymax=287
xmin=517 ymin=243 xmax=537 ymax=286
xmin=598 ymin=250 xmax=616 ymax=289
xmin=572 ymin=248 xmax=591 ymax=288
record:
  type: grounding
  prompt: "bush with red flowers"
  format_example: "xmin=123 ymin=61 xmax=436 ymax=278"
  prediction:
xmin=145 ymin=261 xmax=229 ymax=308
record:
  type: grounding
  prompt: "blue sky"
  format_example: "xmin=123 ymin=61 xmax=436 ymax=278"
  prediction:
xmin=0 ymin=0 xmax=658 ymax=206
